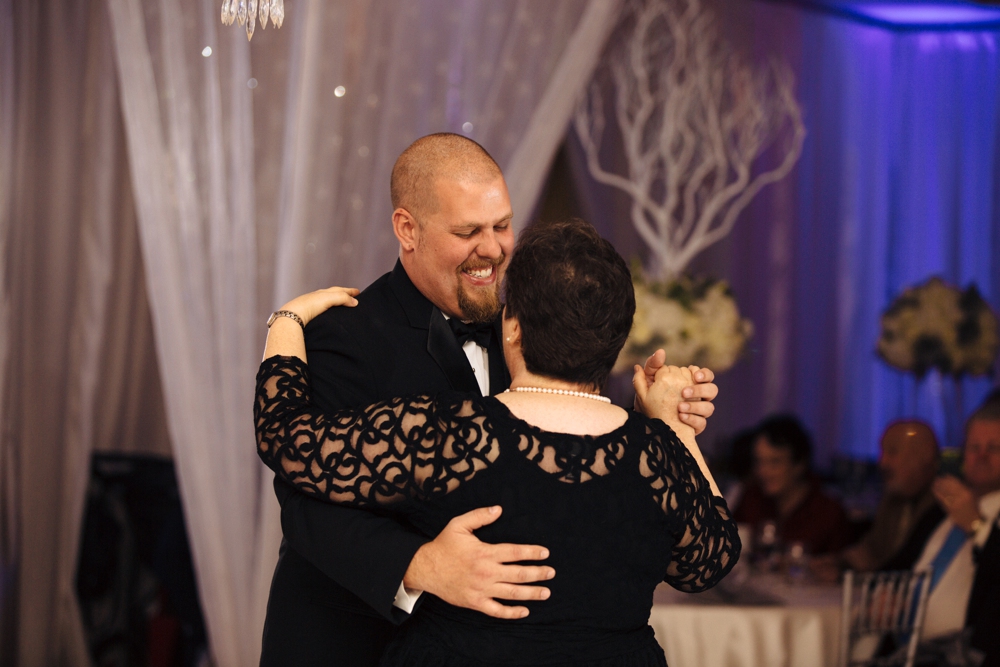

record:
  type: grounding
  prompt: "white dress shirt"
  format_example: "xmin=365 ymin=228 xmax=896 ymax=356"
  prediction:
xmin=914 ymin=490 xmax=1000 ymax=639
xmin=392 ymin=323 xmax=490 ymax=613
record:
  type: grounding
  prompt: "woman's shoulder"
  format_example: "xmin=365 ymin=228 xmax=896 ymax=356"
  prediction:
xmin=630 ymin=413 xmax=691 ymax=457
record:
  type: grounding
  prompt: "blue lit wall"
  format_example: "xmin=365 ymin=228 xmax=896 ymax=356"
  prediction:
xmin=792 ymin=9 xmax=1000 ymax=456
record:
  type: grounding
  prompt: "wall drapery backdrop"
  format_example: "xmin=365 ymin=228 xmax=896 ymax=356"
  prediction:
xmin=568 ymin=1 xmax=1000 ymax=465
xmin=0 ymin=0 xmax=621 ymax=664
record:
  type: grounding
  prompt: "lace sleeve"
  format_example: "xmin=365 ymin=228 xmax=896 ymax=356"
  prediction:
xmin=254 ymin=355 xmax=498 ymax=508
xmin=639 ymin=419 xmax=741 ymax=593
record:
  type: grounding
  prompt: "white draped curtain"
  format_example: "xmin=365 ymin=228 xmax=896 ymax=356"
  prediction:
xmin=1 ymin=1 xmax=621 ymax=664
xmin=1 ymin=2 xmax=172 ymax=665
xmin=265 ymin=0 xmax=621 ymax=304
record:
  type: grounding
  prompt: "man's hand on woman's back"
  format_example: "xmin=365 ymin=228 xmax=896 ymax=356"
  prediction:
xmin=402 ymin=506 xmax=555 ymax=620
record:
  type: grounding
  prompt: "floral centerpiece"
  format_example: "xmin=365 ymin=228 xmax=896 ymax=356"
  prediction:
xmin=877 ymin=276 xmax=999 ymax=377
xmin=614 ymin=270 xmax=754 ymax=374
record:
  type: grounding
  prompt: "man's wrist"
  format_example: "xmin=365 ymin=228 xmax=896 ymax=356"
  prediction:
xmin=403 ymin=542 xmax=431 ymax=592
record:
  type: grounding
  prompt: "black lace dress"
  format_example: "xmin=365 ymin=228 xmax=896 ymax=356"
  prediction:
xmin=256 ymin=356 xmax=740 ymax=667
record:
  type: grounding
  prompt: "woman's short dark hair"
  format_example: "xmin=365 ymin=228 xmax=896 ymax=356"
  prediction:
xmin=756 ymin=414 xmax=813 ymax=467
xmin=503 ymin=218 xmax=635 ymax=391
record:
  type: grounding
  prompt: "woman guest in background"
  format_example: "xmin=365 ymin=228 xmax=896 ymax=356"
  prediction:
xmin=734 ymin=414 xmax=852 ymax=556
xmin=255 ymin=218 xmax=739 ymax=667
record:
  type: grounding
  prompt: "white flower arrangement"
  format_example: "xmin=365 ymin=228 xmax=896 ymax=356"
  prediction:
xmin=877 ymin=276 xmax=999 ymax=377
xmin=615 ymin=271 xmax=754 ymax=374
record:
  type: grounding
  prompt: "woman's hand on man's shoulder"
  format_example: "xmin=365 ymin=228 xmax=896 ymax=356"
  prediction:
xmin=278 ymin=286 xmax=360 ymax=327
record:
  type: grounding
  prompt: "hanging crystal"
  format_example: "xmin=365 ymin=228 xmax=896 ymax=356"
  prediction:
xmin=270 ymin=0 xmax=284 ymax=29
xmin=221 ymin=0 xmax=283 ymax=35
xmin=246 ymin=0 xmax=258 ymax=39
xmin=259 ymin=0 xmax=269 ymax=29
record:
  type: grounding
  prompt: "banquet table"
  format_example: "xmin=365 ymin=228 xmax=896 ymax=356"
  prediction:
xmin=649 ymin=572 xmax=843 ymax=667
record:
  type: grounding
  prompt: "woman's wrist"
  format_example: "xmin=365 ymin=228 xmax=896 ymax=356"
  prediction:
xmin=267 ymin=309 xmax=305 ymax=329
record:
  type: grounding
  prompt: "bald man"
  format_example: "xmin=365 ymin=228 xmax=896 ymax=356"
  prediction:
xmin=259 ymin=134 xmax=720 ymax=666
xmin=843 ymin=420 xmax=942 ymax=571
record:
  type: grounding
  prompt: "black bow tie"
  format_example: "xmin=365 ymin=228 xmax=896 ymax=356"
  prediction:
xmin=448 ymin=318 xmax=493 ymax=348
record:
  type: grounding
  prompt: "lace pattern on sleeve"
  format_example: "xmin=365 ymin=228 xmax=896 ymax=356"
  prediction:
xmin=639 ymin=420 xmax=741 ymax=593
xmin=254 ymin=355 xmax=499 ymax=508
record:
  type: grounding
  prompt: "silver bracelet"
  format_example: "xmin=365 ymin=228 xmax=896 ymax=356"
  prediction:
xmin=266 ymin=310 xmax=305 ymax=329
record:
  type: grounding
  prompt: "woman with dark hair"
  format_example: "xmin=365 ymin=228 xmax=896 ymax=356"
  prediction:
xmin=734 ymin=414 xmax=851 ymax=556
xmin=255 ymin=218 xmax=739 ymax=666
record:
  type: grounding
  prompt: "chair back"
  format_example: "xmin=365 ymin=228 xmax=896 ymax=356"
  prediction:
xmin=838 ymin=569 xmax=932 ymax=667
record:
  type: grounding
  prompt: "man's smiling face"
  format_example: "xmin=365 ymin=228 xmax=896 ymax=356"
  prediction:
xmin=405 ymin=175 xmax=514 ymax=323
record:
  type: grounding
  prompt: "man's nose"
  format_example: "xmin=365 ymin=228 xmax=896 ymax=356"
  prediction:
xmin=474 ymin=228 xmax=502 ymax=259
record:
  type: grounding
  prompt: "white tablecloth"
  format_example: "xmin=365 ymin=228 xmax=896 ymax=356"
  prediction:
xmin=649 ymin=574 xmax=843 ymax=667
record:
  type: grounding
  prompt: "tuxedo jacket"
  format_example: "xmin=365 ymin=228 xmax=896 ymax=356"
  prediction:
xmin=259 ymin=261 xmax=509 ymax=667
xmin=880 ymin=503 xmax=946 ymax=572
xmin=967 ymin=521 xmax=1000 ymax=667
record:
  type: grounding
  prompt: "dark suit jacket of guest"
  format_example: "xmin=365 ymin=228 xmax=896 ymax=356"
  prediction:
xmin=967 ymin=520 xmax=1000 ymax=667
xmin=258 ymin=260 xmax=510 ymax=667
xmin=880 ymin=503 xmax=946 ymax=572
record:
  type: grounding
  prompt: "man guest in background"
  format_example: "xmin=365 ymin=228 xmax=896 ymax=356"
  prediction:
xmin=912 ymin=395 xmax=1000 ymax=666
xmin=843 ymin=420 xmax=943 ymax=571
xmin=258 ymin=133 xmax=721 ymax=666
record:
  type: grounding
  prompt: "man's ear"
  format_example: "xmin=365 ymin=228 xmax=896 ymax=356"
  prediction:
xmin=392 ymin=208 xmax=419 ymax=252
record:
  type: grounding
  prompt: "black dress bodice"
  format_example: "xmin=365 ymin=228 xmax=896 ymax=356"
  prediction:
xmin=255 ymin=356 xmax=740 ymax=666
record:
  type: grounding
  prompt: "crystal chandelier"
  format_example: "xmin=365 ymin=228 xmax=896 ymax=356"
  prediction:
xmin=221 ymin=0 xmax=284 ymax=41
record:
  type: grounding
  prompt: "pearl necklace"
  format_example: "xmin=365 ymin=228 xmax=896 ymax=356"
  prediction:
xmin=505 ymin=386 xmax=611 ymax=403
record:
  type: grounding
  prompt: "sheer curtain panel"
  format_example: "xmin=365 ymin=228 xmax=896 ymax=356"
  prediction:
xmin=0 ymin=1 xmax=171 ymax=664
xmin=0 ymin=0 xmax=17 ymax=661
xmin=265 ymin=0 xmax=622 ymax=305
xmin=106 ymin=0 xmax=266 ymax=665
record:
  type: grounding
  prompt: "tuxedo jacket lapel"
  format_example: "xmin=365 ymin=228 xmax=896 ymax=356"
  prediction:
xmin=390 ymin=260 xmax=506 ymax=395
xmin=426 ymin=306 xmax=481 ymax=393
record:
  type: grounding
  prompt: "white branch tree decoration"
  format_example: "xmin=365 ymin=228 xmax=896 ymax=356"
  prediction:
xmin=575 ymin=0 xmax=806 ymax=281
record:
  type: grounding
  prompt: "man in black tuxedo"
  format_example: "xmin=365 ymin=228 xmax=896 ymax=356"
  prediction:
xmin=258 ymin=133 xmax=720 ymax=666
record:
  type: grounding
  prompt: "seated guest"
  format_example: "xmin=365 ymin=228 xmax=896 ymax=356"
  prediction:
xmin=734 ymin=415 xmax=852 ymax=555
xmin=912 ymin=396 xmax=1000 ymax=666
xmin=842 ymin=420 xmax=942 ymax=571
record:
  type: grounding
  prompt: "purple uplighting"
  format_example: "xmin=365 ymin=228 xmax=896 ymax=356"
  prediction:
xmin=855 ymin=4 xmax=1000 ymax=24
xmin=797 ymin=1 xmax=1000 ymax=28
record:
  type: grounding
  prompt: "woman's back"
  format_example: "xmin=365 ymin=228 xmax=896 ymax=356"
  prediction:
xmin=255 ymin=357 xmax=739 ymax=666
xmin=385 ymin=402 xmax=687 ymax=666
